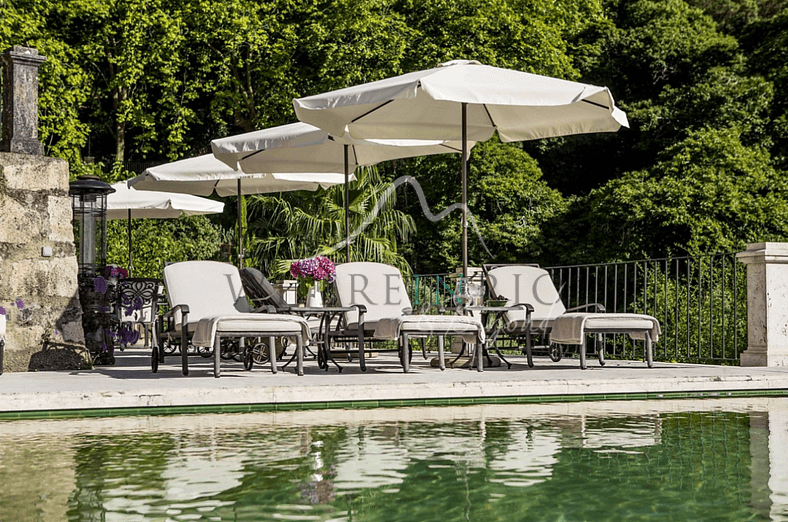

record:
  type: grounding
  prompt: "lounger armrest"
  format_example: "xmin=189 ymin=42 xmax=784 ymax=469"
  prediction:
xmin=567 ymin=303 xmax=606 ymax=312
xmin=162 ymin=303 xmax=190 ymax=322
xmin=511 ymin=303 xmax=535 ymax=313
xmin=352 ymin=304 xmax=367 ymax=328
xmin=253 ymin=304 xmax=277 ymax=314
xmin=165 ymin=303 xmax=190 ymax=341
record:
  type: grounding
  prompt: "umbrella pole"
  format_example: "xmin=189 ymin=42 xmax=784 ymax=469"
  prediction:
xmin=127 ymin=209 xmax=133 ymax=277
xmin=237 ymin=179 xmax=244 ymax=269
xmin=461 ymin=102 xmax=468 ymax=282
xmin=344 ymin=144 xmax=351 ymax=263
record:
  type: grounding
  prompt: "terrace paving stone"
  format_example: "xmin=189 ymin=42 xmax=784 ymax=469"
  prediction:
xmin=1 ymin=348 xmax=787 ymax=418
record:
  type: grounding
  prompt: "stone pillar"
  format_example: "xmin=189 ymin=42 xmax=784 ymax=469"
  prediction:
xmin=736 ymin=242 xmax=788 ymax=366
xmin=0 ymin=46 xmax=47 ymax=155
xmin=0 ymin=153 xmax=87 ymax=371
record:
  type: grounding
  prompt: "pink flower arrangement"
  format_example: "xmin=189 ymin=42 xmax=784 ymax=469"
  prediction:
xmin=105 ymin=266 xmax=128 ymax=279
xmin=290 ymin=256 xmax=336 ymax=283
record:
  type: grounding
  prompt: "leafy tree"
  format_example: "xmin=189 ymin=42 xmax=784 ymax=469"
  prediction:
xmin=181 ymin=0 xmax=301 ymax=137
xmin=740 ymin=6 xmax=788 ymax=168
xmin=569 ymin=127 xmax=788 ymax=261
xmin=393 ymin=0 xmax=601 ymax=76
xmin=529 ymin=0 xmax=743 ymax=196
xmin=245 ymin=167 xmax=415 ymax=278
xmin=64 ymin=0 xmax=186 ymax=163
xmin=106 ymin=215 xmax=224 ymax=278
xmin=387 ymin=140 xmax=568 ymax=273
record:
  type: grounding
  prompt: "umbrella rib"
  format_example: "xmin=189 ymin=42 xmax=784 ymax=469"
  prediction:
xmin=242 ymin=149 xmax=266 ymax=161
xmin=582 ymin=99 xmax=610 ymax=110
xmin=351 ymin=99 xmax=395 ymax=123
xmin=482 ymin=103 xmax=496 ymax=128
xmin=438 ymin=143 xmax=463 ymax=153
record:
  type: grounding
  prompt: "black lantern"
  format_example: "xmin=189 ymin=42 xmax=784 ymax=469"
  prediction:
xmin=70 ymin=175 xmax=115 ymax=277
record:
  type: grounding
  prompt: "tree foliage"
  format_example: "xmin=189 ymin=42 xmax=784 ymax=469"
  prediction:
xmin=2 ymin=0 xmax=788 ymax=276
xmin=246 ymin=167 xmax=415 ymax=278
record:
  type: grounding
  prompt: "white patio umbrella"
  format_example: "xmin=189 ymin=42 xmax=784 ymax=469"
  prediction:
xmin=127 ymin=154 xmax=346 ymax=268
xmin=293 ymin=59 xmax=629 ymax=278
xmin=107 ymin=182 xmax=225 ymax=276
xmin=211 ymin=121 xmax=472 ymax=261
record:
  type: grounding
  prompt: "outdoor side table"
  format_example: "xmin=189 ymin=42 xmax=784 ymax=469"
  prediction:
xmin=461 ymin=304 xmax=534 ymax=369
xmin=256 ymin=305 xmax=355 ymax=372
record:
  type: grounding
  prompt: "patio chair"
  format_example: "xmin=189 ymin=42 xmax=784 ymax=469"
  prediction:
xmin=156 ymin=260 xmax=310 ymax=377
xmin=484 ymin=264 xmax=660 ymax=369
xmin=328 ymin=262 xmax=486 ymax=373
xmin=117 ymin=278 xmax=161 ymax=349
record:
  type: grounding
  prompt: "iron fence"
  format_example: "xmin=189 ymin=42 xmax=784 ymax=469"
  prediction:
xmin=408 ymin=253 xmax=747 ymax=365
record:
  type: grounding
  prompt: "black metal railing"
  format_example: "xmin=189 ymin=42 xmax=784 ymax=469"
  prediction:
xmin=408 ymin=253 xmax=747 ymax=365
xmin=409 ymin=272 xmax=468 ymax=310
xmin=547 ymin=254 xmax=746 ymax=364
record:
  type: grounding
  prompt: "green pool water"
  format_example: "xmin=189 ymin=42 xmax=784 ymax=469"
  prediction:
xmin=2 ymin=398 xmax=787 ymax=521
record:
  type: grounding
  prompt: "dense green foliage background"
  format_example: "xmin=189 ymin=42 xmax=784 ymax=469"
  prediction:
xmin=2 ymin=0 xmax=787 ymax=276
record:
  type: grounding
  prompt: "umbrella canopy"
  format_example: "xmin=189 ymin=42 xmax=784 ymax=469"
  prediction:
xmin=212 ymin=121 xmax=467 ymax=173
xmin=294 ymin=59 xmax=628 ymax=142
xmin=211 ymin=122 xmax=472 ymax=260
xmin=293 ymin=59 xmax=629 ymax=278
xmin=128 ymin=154 xmax=346 ymax=197
xmin=107 ymin=181 xmax=225 ymax=219
xmin=107 ymin=182 xmax=225 ymax=275
xmin=127 ymin=154 xmax=347 ymax=268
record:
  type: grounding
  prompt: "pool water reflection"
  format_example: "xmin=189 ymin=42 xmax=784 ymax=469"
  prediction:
xmin=1 ymin=398 xmax=787 ymax=521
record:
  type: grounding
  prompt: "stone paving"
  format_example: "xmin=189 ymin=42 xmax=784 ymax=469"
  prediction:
xmin=1 ymin=346 xmax=788 ymax=417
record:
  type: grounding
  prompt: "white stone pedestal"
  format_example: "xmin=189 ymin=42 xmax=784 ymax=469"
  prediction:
xmin=736 ymin=242 xmax=788 ymax=367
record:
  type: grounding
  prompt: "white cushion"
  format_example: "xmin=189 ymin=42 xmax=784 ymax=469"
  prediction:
xmin=335 ymin=262 xmax=412 ymax=326
xmin=486 ymin=266 xmax=566 ymax=327
xmin=164 ymin=261 xmax=252 ymax=327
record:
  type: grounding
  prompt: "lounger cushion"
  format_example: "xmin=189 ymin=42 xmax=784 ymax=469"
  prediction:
xmin=550 ymin=313 xmax=660 ymax=345
xmin=486 ymin=266 xmax=566 ymax=329
xmin=164 ymin=260 xmax=253 ymax=327
xmin=508 ymin=317 xmax=555 ymax=331
xmin=374 ymin=315 xmax=486 ymax=344
xmin=335 ymin=262 xmax=413 ymax=325
xmin=192 ymin=314 xmax=309 ymax=347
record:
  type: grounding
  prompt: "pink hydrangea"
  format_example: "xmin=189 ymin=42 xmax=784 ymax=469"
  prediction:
xmin=290 ymin=255 xmax=336 ymax=283
xmin=106 ymin=266 xmax=128 ymax=279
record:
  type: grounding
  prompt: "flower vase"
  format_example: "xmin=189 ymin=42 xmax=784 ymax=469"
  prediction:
xmin=306 ymin=285 xmax=323 ymax=307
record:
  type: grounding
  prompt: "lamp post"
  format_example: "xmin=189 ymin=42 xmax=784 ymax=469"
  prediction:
xmin=70 ymin=176 xmax=114 ymax=277
xmin=70 ymin=176 xmax=116 ymax=364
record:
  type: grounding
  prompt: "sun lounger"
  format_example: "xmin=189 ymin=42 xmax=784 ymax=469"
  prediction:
xmin=157 ymin=261 xmax=310 ymax=377
xmin=484 ymin=264 xmax=660 ymax=369
xmin=330 ymin=262 xmax=486 ymax=372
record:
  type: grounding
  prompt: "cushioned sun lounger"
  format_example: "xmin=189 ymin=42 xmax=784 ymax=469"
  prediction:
xmin=157 ymin=261 xmax=310 ymax=377
xmin=484 ymin=264 xmax=660 ymax=369
xmin=330 ymin=262 xmax=486 ymax=372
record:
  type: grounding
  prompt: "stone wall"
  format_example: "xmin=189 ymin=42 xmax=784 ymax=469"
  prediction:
xmin=0 ymin=152 xmax=87 ymax=371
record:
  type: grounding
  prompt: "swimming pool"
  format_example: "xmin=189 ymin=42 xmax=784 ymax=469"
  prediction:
xmin=1 ymin=398 xmax=787 ymax=521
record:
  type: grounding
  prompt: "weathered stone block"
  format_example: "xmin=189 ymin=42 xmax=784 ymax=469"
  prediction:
xmin=2 ymin=257 xmax=80 ymax=299
xmin=0 ymin=153 xmax=69 ymax=192
xmin=47 ymin=195 xmax=76 ymax=241
xmin=0 ymin=196 xmax=43 ymax=243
